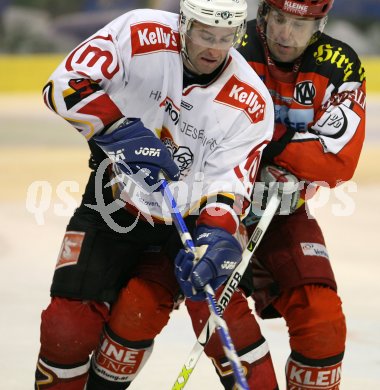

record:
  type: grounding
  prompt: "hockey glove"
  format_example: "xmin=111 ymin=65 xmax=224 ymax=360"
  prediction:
xmin=262 ymin=127 xmax=296 ymax=163
xmin=247 ymin=164 xmax=302 ymax=226
xmin=175 ymin=225 xmax=242 ymax=301
xmin=94 ymin=118 xmax=180 ymax=191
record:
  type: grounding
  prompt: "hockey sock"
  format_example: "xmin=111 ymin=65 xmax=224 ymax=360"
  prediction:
xmin=286 ymin=353 xmax=343 ymax=390
xmin=213 ymin=337 xmax=279 ymax=390
xmin=86 ymin=325 xmax=153 ymax=389
xmin=273 ymin=285 xmax=345 ymax=389
xmin=187 ymin=289 xmax=278 ymax=389
xmin=35 ymin=356 xmax=89 ymax=389
xmin=35 ymin=298 xmax=109 ymax=389
xmin=273 ymin=285 xmax=346 ymax=360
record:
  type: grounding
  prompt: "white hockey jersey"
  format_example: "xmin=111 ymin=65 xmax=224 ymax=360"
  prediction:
xmin=43 ymin=9 xmax=274 ymax=225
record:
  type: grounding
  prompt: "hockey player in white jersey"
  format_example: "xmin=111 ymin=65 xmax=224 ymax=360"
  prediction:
xmin=34 ymin=1 xmax=278 ymax=388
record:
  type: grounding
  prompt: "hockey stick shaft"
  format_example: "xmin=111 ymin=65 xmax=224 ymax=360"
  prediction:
xmin=171 ymin=192 xmax=281 ymax=389
xmin=160 ymin=179 xmax=249 ymax=390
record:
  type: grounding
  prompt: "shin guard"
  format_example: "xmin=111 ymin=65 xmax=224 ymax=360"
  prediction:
xmin=87 ymin=325 xmax=153 ymax=389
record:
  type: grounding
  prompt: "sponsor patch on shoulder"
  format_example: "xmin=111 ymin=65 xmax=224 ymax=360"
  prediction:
xmin=214 ymin=75 xmax=266 ymax=123
xmin=131 ymin=22 xmax=179 ymax=56
xmin=56 ymin=231 xmax=85 ymax=269
xmin=301 ymin=242 xmax=329 ymax=260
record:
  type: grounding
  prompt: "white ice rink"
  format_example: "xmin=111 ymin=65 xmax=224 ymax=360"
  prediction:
xmin=1 ymin=95 xmax=380 ymax=389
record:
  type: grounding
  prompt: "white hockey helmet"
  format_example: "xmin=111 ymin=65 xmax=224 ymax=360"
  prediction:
xmin=179 ymin=0 xmax=248 ymax=56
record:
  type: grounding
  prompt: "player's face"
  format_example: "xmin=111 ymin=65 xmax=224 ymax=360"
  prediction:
xmin=266 ymin=8 xmax=319 ymax=62
xmin=184 ymin=22 xmax=236 ymax=74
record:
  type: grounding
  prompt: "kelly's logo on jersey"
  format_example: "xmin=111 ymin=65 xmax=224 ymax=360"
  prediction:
xmin=131 ymin=22 xmax=179 ymax=56
xmin=215 ymin=75 xmax=266 ymax=123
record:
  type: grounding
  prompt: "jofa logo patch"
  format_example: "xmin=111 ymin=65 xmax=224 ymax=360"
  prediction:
xmin=135 ymin=147 xmax=161 ymax=157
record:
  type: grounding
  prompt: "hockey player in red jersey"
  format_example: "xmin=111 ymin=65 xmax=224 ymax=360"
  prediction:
xmin=232 ymin=0 xmax=365 ymax=388
xmin=184 ymin=1 xmax=365 ymax=388
xmin=34 ymin=1 xmax=280 ymax=389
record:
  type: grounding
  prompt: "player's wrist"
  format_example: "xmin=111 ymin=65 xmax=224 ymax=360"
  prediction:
xmin=197 ymin=206 xmax=238 ymax=235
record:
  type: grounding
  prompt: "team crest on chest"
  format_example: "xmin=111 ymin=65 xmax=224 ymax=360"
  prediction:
xmin=293 ymin=81 xmax=316 ymax=106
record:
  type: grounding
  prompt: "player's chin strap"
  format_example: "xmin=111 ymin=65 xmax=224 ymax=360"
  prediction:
xmin=170 ymin=191 xmax=282 ymax=390
xmin=159 ymin=178 xmax=250 ymax=390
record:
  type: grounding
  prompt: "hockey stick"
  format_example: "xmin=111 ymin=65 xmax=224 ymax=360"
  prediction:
xmin=171 ymin=192 xmax=281 ymax=389
xmin=160 ymin=178 xmax=249 ymax=390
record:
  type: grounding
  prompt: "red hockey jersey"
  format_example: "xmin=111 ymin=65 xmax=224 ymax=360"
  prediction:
xmin=238 ymin=20 xmax=366 ymax=189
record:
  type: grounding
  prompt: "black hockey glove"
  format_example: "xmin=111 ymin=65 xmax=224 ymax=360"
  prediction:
xmin=262 ymin=127 xmax=296 ymax=163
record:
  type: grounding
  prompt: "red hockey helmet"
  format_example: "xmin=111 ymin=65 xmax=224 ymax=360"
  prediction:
xmin=265 ymin=0 xmax=334 ymax=18
xmin=256 ymin=0 xmax=333 ymax=61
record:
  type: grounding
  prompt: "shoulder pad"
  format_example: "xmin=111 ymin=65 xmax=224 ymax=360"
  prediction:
xmin=305 ymin=34 xmax=365 ymax=84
